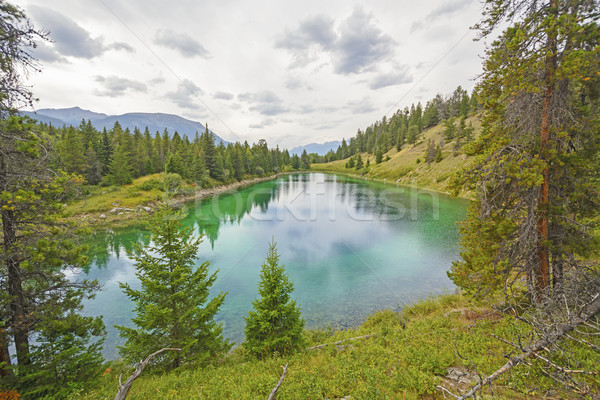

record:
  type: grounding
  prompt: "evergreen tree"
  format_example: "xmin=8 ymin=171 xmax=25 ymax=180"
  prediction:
xmin=244 ymin=241 xmax=305 ymax=358
xmin=0 ymin=7 xmax=106 ymax=394
xmin=108 ymin=144 xmax=132 ymax=185
xmin=375 ymin=148 xmax=383 ymax=164
xmin=164 ymin=152 xmax=185 ymax=176
xmin=300 ymin=149 xmax=310 ymax=170
xmin=84 ymin=147 xmax=102 ymax=185
xmin=355 ymin=153 xmax=364 ymax=170
xmin=98 ymin=127 xmax=112 ymax=175
xmin=59 ymin=126 xmax=86 ymax=174
xmin=442 ymin=118 xmax=456 ymax=141
xmin=407 ymin=125 xmax=419 ymax=146
xmin=117 ymin=208 xmax=230 ymax=368
xmin=449 ymin=0 xmax=600 ymax=302
xmin=345 ymin=156 xmax=355 ymax=169
xmin=434 ymin=143 xmax=443 ymax=163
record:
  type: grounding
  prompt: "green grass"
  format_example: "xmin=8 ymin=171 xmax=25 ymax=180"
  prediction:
xmin=65 ymin=173 xmax=170 ymax=215
xmin=312 ymin=117 xmax=481 ymax=197
xmin=71 ymin=293 xmax=598 ymax=399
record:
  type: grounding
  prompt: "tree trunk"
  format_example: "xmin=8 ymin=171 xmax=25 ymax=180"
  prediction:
xmin=0 ymin=329 xmax=11 ymax=376
xmin=536 ymin=0 xmax=558 ymax=301
xmin=0 ymin=154 xmax=30 ymax=367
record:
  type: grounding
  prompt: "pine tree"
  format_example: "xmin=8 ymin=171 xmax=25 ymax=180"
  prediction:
xmin=108 ymin=144 xmax=132 ymax=185
xmin=244 ymin=241 xmax=305 ymax=358
xmin=117 ymin=208 xmax=230 ymax=368
xmin=300 ymin=149 xmax=311 ymax=170
xmin=434 ymin=143 xmax=443 ymax=163
xmin=449 ymin=0 xmax=600 ymax=302
xmin=355 ymin=153 xmax=364 ymax=170
xmin=375 ymin=148 xmax=383 ymax=164
xmin=0 ymin=6 xmax=105 ymax=393
xmin=59 ymin=126 xmax=86 ymax=174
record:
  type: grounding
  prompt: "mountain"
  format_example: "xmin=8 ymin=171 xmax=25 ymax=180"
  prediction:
xmin=290 ymin=140 xmax=341 ymax=156
xmin=21 ymin=111 xmax=66 ymax=127
xmin=30 ymin=106 xmax=108 ymax=126
xmin=23 ymin=107 xmax=228 ymax=144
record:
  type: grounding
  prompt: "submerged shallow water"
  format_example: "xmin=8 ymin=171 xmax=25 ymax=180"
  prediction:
xmin=77 ymin=173 xmax=468 ymax=359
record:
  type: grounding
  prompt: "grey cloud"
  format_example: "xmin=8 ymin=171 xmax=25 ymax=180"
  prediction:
xmin=214 ymin=91 xmax=234 ymax=100
xmin=154 ymin=29 xmax=209 ymax=58
xmin=94 ymin=76 xmax=147 ymax=97
xmin=297 ymin=104 xmax=338 ymax=114
xmin=108 ymin=42 xmax=135 ymax=53
xmin=285 ymin=76 xmax=313 ymax=91
xmin=276 ymin=8 xmax=396 ymax=75
xmin=346 ymin=98 xmax=376 ymax=114
xmin=275 ymin=15 xmax=336 ymax=68
xmin=411 ymin=0 xmax=471 ymax=32
xmin=369 ymin=66 xmax=413 ymax=89
xmin=249 ymin=119 xmax=276 ymax=129
xmin=166 ymin=79 xmax=204 ymax=109
xmin=32 ymin=41 xmax=67 ymax=63
xmin=29 ymin=6 xmax=105 ymax=59
xmin=29 ymin=6 xmax=135 ymax=59
xmin=149 ymin=76 xmax=166 ymax=85
xmin=275 ymin=15 xmax=336 ymax=51
xmin=238 ymin=91 xmax=289 ymax=116
xmin=332 ymin=8 xmax=396 ymax=75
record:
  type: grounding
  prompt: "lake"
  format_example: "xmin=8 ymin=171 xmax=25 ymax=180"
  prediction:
xmin=78 ymin=172 xmax=469 ymax=359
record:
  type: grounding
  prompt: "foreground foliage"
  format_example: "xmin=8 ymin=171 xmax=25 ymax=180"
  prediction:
xmin=1 ymin=3 xmax=105 ymax=398
xmin=74 ymin=294 xmax=599 ymax=399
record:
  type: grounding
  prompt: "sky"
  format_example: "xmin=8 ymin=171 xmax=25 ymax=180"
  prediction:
xmin=19 ymin=0 xmax=487 ymax=148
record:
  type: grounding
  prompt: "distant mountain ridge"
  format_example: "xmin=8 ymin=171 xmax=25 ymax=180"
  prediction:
xmin=290 ymin=140 xmax=341 ymax=156
xmin=23 ymin=107 xmax=228 ymax=144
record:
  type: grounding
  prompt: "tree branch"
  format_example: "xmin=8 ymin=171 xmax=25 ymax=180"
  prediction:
xmin=440 ymin=293 xmax=600 ymax=399
xmin=114 ymin=348 xmax=181 ymax=400
xmin=267 ymin=362 xmax=288 ymax=400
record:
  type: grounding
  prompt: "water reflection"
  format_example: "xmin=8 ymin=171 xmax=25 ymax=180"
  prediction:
xmin=80 ymin=173 xmax=468 ymax=359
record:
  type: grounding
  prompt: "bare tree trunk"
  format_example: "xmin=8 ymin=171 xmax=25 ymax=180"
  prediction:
xmin=536 ymin=0 xmax=558 ymax=301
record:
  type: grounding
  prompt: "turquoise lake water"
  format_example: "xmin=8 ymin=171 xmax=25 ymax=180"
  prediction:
xmin=77 ymin=172 xmax=468 ymax=359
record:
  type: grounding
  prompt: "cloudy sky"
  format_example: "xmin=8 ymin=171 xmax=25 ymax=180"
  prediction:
xmin=20 ymin=0 xmax=486 ymax=148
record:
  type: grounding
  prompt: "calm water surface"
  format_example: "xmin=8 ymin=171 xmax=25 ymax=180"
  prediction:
xmin=78 ymin=173 xmax=468 ymax=359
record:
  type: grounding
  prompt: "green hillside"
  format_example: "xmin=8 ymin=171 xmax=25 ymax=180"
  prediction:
xmin=312 ymin=116 xmax=481 ymax=197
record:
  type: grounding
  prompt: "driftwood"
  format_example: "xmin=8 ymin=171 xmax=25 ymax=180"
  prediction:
xmin=437 ymin=293 xmax=600 ymax=399
xmin=267 ymin=362 xmax=288 ymax=400
xmin=114 ymin=348 xmax=181 ymax=400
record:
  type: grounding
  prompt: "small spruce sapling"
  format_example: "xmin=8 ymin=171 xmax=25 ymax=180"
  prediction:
xmin=244 ymin=241 xmax=305 ymax=358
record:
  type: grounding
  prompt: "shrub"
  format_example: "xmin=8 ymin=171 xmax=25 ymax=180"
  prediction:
xmin=162 ymin=173 xmax=183 ymax=194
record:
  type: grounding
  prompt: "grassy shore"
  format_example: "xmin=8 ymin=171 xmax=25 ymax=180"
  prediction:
xmin=311 ymin=117 xmax=481 ymax=198
xmin=64 ymin=173 xmax=286 ymax=228
xmin=73 ymin=293 xmax=597 ymax=399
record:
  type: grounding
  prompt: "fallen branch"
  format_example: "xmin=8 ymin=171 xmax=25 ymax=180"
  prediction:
xmin=267 ymin=362 xmax=288 ymax=400
xmin=114 ymin=347 xmax=181 ymax=400
xmin=438 ymin=292 xmax=600 ymax=399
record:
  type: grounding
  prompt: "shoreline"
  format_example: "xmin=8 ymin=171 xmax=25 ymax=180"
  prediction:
xmin=312 ymin=169 xmax=474 ymax=201
xmin=67 ymin=169 xmax=470 ymax=230
xmin=68 ymin=172 xmax=295 ymax=229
